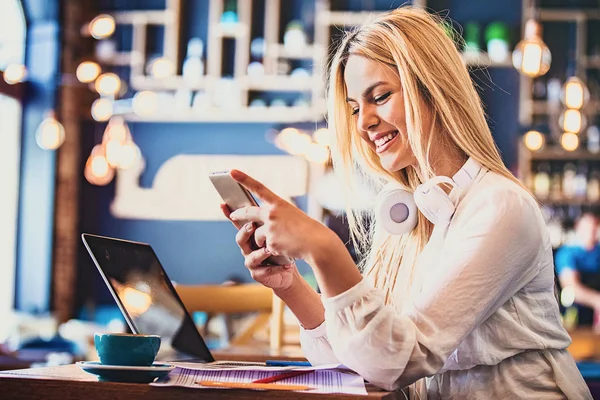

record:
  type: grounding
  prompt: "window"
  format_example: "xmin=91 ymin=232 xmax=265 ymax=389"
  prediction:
xmin=0 ymin=0 xmax=26 ymax=333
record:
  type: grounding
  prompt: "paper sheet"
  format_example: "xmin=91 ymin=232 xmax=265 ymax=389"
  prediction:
xmin=151 ymin=367 xmax=368 ymax=395
xmin=172 ymin=361 xmax=347 ymax=372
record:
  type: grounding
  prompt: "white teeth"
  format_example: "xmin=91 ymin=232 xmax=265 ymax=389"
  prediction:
xmin=374 ymin=132 xmax=397 ymax=148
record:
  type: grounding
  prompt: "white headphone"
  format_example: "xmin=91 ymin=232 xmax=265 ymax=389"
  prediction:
xmin=376 ymin=157 xmax=484 ymax=235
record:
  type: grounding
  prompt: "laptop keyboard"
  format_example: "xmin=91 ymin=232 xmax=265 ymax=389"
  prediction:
xmin=212 ymin=361 xmax=265 ymax=366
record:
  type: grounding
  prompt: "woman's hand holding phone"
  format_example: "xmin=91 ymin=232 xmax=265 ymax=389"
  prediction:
xmin=219 ymin=169 xmax=337 ymax=292
xmin=221 ymin=204 xmax=297 ymax=292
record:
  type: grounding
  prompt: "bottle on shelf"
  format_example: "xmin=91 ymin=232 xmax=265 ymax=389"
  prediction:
xmin=574 ymin=162 xmax=588 ymax=200
xmin=562 ymin=162 xmax=577 ymax=199
xmin=547 ymin=77 xmax=562 ymax=110
xmin=283 ymin=20 xmax=307 ymax=55
xmin=533 ymin=162 xmax=551 ymax=200
xmin=588 ymin=169 xmax=600 ymax=202
xmin=462 ymin=21 xmax=480 ymax=62
xmin=250 ymin=37 xmax=265 ymax=60
xmin=547 ymin=207 xmax=566 ymax=249
xmin=247 ymin=61 xmax=265 ymax=77
xmin=549 ymin=165 xmax=563 ymax=202
xmin=485 ymin=22 xmax=510 ymax=63
xmin=220 ymin=0 xmax=239 ymax=28
xmin=174 ymin=89 xmax=192 ymax=110
xmin=533 ymin=78 xmax=547 ymax=102
xmin=182 ymin=37 xmax=205 ymax=87
xmin=192 ymin=91 xmax=209 ymax=113
xmin=588 ymin=125 xmax=600 ymax=154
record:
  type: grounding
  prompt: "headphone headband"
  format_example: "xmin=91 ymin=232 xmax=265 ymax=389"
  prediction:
xmin=452 ymin=157 xmax=482 ymax=189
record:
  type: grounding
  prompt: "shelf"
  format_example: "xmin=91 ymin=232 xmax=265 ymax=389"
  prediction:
xmin=130 ymin=75 xmax=208 ymax=91
xmin=528 ymin=148 xmax=600 ymax=161
xmin=531 ymin=100 xmax=599 ymax=116
xmin=127 ymin=74 xmax=323 ymax=92
xmin=266 ymin=44 xmax=324 ymax=60
xmin=318 ymin=10 xmax=381 ymax=26
xmin=211 ymin=23 xmax=249 ymax=39
xmin=583 ymin=56 xmax=600 ymax=69
xmin=100 ymin=52 xmax=136 ymax=67
xmin=462 ymin=52 xmax=513 ymax=68
xmin=242 ymin=75 xmax=321 ymax=92
xmin=539 ymin=9 xmax=600 ymax=22
xmin=120 ymin=106 xmax=326 ymax=123
xmin=114 ymin=10 xmax=170 ymax=24
xmin=538 ymin=198 xmax=600 ymax=207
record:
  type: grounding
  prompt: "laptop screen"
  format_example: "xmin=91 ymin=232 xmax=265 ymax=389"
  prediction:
xmin=82 ymin=233 xmax=214 ymax=362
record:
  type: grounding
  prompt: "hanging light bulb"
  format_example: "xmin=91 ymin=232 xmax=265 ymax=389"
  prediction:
xmin=91 ymin=98 xmax=114 ymax=121
xmin=274 ymin=127 xmax=299 ymax=151
xmin=512 ymin=19 xmax=551 ymax=77
xmin=132 ymin=91 xmax=158 ymax=116
xmin=103 ymin=116 xmax=128 ymax=142
xmin=35 ymin=111 xmax=66 ymax=150
xmin=561 ymin=77 xmax=589 ymax=109
xmin=3 ymin=64 xmax=27 ymax=85
xmin=560 ymin=132 xmax=579 ymax=152
xmin=84 ymin=144 xmax=115 ymax=186
xmin=313 ymin=128 xmax=331 ymax=147
xmin=100 ymin=117 xmax=140 ymax=169
xmin=88 ymin=14 xmax=116 ymax=40
xmin=559 ymin=109 xmax=586 ymax=134
xmin=277 ymin=128 xmax=312 ymax=156
xmin=117 ymin=141 xmax=141 ymax=170
xmin=102 ymin=116 xmax=129 ymax=167
xmin=523 ymin=130 xmax=545 ymax=151
xmin=76 ymin=61 xmax=101 ymax=83
xmin=149 ymin=57 xmax=175 ymax=79
xmin=95 ymin=73 xmax=121 ymax=96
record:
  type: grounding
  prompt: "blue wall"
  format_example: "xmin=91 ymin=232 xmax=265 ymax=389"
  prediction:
xmin=14 ymin=0 xmax=60 ymax=313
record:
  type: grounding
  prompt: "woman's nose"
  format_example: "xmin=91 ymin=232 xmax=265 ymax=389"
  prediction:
xmin=357 ymin=107 xmax=379 ymax=132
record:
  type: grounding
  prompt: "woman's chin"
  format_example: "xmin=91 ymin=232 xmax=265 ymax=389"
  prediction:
xmin=379 ymin=155 xmax=411 ymax=173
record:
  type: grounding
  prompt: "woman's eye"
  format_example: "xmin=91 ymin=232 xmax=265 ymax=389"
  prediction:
xmin=351 ymin=108 xmax=359 ymax=115
xmin=374 ymin=92 xmax=391 ymax=104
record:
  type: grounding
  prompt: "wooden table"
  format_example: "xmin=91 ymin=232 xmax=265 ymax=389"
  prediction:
xmin=0 ymin=363 xmax=405 ymax=400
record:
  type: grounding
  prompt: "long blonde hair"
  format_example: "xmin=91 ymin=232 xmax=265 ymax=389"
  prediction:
xmin=327 ymin=6 xmax=527 ymax=306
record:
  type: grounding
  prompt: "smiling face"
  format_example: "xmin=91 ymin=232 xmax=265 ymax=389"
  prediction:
xmin=344 ymin=55 xmax=422 ymax=172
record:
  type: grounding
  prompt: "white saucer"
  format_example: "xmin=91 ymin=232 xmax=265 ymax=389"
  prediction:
xmin=76 ymin=361 xmax=175 ymax=382
xmin=76 ymin=361 xmax=175 ymax=371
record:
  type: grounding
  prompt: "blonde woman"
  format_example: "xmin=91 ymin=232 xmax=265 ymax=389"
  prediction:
xmin=222 ymin=6 xmax=591 ymax=399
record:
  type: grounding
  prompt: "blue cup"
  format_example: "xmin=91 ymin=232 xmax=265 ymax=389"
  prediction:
xmin=94 ymin=333 xmax=161 ymax=366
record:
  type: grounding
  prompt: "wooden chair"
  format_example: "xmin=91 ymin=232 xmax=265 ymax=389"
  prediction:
xmin=174 ymin=284 xmax=287 ymax=351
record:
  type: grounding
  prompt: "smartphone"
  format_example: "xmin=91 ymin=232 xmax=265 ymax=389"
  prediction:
xmin=209 ymin=171 xmax=294 ymax=266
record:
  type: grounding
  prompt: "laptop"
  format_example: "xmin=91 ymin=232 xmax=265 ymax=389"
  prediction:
xmin=81 ymin=233 xmax=264 ymax=366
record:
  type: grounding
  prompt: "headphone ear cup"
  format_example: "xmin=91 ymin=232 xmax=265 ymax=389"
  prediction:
xmin=376 ymin=187 xmax=418 ymax=235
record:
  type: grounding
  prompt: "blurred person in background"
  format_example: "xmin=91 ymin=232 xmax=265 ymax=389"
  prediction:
xmin=556 ymin=213 xmax=600 ymax=329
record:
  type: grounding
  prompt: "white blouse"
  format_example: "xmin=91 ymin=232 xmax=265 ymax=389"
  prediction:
xmin=300 ymin=170 xmax=592 ymax=399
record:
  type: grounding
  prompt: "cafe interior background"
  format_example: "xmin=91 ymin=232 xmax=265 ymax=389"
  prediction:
xmin=2 ymin=0 xmax=600 ymax=375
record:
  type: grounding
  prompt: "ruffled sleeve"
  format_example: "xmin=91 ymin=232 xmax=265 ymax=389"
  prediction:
xmin=299 ymin=319 xmax=340 ymax=365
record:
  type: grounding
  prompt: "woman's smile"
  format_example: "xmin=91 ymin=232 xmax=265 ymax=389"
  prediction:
xmin=373 ymin=130 xmax=399 ymax=153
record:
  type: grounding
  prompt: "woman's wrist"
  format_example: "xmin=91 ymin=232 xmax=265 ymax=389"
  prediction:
xmin=273 ymin=268 xmax=304 ymax=299
xmin=305 ymin=226 xmax=363 ymax=299
xmin=273 ymin=269 xmax=325 ymax=330
xmin=305 ymin=227 xmax=346 ymax=269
